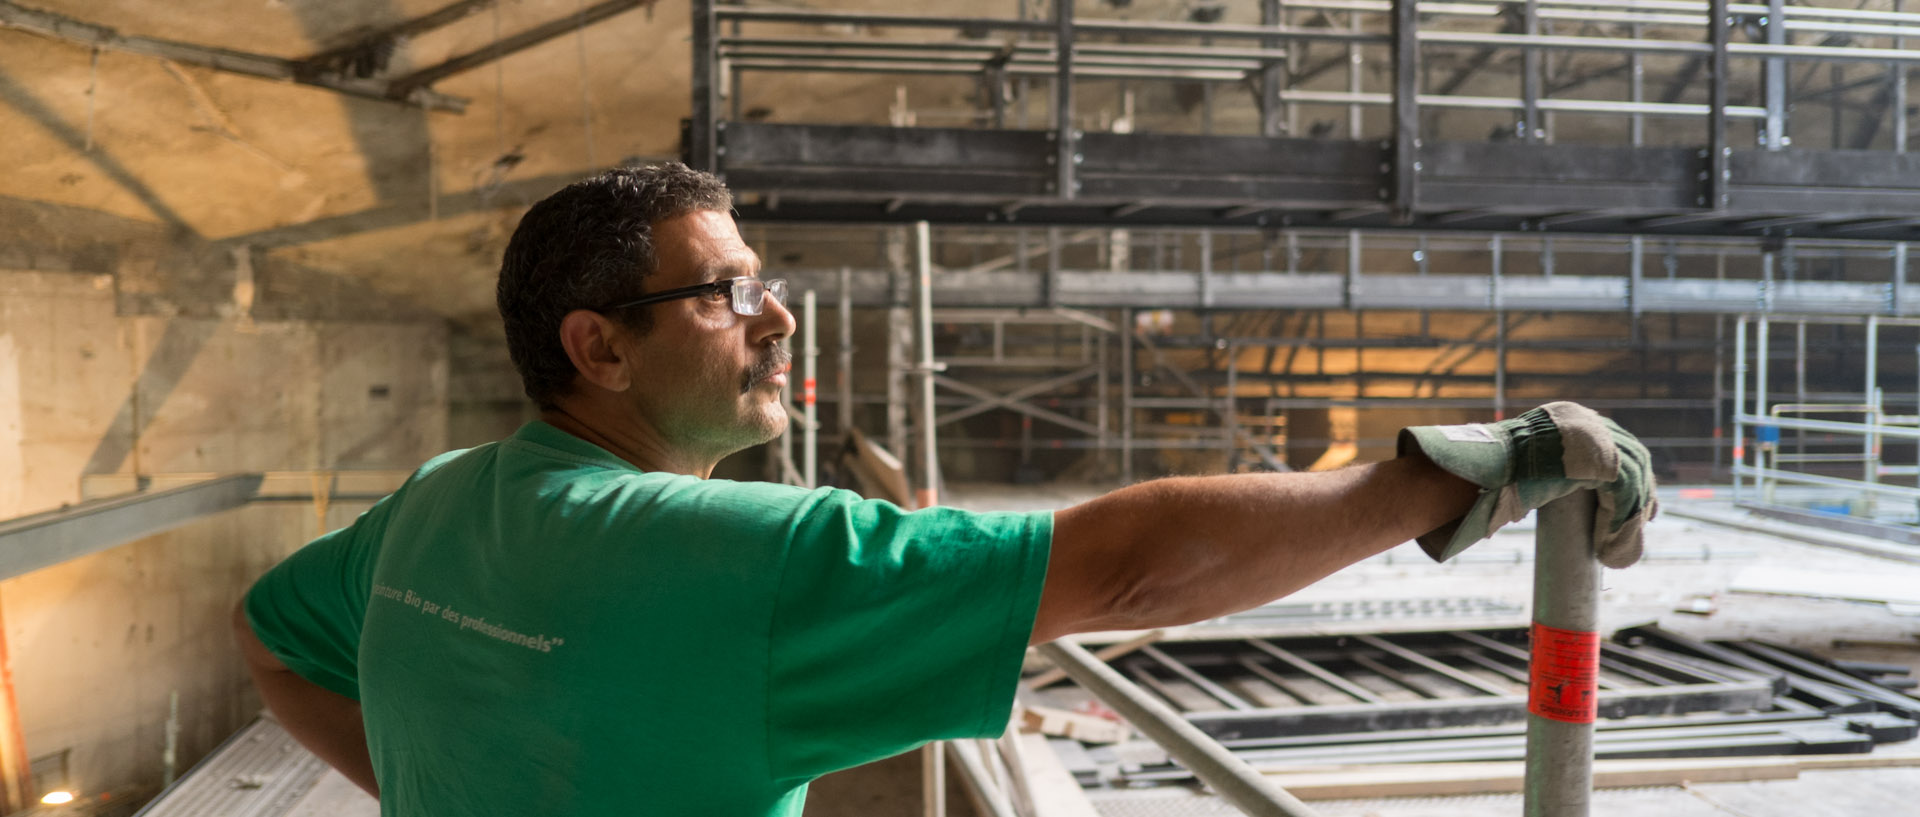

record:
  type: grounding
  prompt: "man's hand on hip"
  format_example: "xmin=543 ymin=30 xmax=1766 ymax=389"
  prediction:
xmin=1397 ymin=401 xmax=1658 ymax=568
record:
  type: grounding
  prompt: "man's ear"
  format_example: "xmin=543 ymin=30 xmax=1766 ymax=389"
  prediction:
xmin=557 ymin=310 xmax=634 ymax=393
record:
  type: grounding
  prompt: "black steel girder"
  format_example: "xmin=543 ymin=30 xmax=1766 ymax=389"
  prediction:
xmin=707 ymin=122 xmax=1920 ymax=242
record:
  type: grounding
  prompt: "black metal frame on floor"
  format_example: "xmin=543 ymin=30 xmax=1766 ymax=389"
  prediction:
xmin=688 ymin=0 xmax=1920 ymax=243
xmin=1028 ymin=624 xmax=1920 ymax=786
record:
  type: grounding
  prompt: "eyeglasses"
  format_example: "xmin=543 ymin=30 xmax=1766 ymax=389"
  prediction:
xmin=603 ymin=276 xmax=788 ymax=317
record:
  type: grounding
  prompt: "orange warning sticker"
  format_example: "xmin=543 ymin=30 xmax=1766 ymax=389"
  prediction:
xmin=1528 ymin=621 xmax=1600 ymax=724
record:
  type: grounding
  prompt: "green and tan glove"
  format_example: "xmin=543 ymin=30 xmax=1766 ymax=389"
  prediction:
xmin=1397 ymin=402 xmax=1657 ymax=568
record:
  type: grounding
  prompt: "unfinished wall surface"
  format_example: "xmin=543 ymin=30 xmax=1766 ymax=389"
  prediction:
xmin=0 ymin=266 xmax=446 ymax=803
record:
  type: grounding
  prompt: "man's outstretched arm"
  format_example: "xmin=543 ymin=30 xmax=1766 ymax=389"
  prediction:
xmin=1033 ymin=454 xmax=1479 ymax=644
xmin=232 ymin=603 xmax=381 ymax=798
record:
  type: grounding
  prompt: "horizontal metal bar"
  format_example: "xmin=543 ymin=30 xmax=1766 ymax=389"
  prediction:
xmin=1185 ymin=681 xmax=1779 ymax=741
xmin=719 ymin=37 xmax=1291 ymax=62
xmin=1732 ymin=465 xmax=1920 ymax=500
xmin=1728 ymin=42 xmax=1920 ymax=66
xmin=729 ymin=59 xmax=1249 ymax=82
xmin=1737 ymin=412 xmax=1920 ymax=440
xmin=0 ymin=475 xmax=263 ymax=581
xmin=716 ymin=6 xmax=1053 ymax=32
xmin=1418 ymin=30 xmax=1714 ymax=55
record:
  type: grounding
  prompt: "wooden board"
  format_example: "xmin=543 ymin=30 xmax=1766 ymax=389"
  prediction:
xmin=1256 ymin=754 xmax=1920 ymax=801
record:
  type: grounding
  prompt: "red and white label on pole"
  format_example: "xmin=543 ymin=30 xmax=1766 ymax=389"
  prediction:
xmin=803 ymin=377 xmax=817 ymax=406
xmin=1528 ymin=621 xmax=1600 ymax=723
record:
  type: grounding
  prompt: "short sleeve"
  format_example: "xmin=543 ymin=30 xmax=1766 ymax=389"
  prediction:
xmin=766 ymin=494 xmax=1051 ymax=781
xmin=243 ymin=500 xmax=390 ymax=701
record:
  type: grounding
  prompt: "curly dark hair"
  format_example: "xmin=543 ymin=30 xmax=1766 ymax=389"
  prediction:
xmin=496 ymin=163 xmax=733 ymax=408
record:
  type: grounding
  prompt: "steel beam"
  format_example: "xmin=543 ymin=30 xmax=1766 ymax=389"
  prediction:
xmin=385 ymin=0 xmax=655 ymax=100
xmin=0 ymin=0 xmax=465 ymax=111
xmin=0 ymin=475 xmax=262 ymax=581
xmin=719 ymin=123 xmax=1920 ymax=240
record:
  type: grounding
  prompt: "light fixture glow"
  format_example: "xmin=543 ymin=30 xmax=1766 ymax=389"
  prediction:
xmin=40 ymin=791 xmax=74 ymax=805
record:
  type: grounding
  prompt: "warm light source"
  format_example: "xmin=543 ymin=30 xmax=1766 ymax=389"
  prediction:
xmin=40 ymin=791 xmax=74 ymax=805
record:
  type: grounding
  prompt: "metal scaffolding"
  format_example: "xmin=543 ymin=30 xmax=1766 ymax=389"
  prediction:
xmin=690 ymin=0 xmax=1920 ymax=242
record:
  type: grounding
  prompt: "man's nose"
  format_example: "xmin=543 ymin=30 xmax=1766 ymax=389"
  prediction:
xmin=750 ymin=290 xmax=796 ymax=344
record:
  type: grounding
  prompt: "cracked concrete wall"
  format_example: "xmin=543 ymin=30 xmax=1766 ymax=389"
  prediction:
xmin=0 ymin=259 xmax=447 ymax=804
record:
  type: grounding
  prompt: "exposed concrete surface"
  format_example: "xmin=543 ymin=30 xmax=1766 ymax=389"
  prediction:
xmin=0 ymin=265 xmax=447 ymax=801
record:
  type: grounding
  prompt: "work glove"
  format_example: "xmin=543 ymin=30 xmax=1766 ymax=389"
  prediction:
xmin=1397 ymin=402 xmax=1657 ymax=568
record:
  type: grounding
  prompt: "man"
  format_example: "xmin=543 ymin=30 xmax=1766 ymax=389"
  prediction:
xmin=236 ymin=164 xmax=1655 ymax=815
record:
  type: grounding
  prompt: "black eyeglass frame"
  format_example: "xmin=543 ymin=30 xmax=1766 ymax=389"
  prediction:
xmin=602 ymin=276 xmax=788 ymax=316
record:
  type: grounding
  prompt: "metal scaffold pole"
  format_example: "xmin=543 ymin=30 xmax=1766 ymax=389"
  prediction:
xmin=1523 ymin=490 xmax=1602 ymax=817
xmin=914 ymin=219 xmax=945 ymax=817
xmin=802 ymin=289 xmax=819 ymax=488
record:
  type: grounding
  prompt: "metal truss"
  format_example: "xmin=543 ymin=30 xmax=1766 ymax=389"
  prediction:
xmin=691 ymin=1 xmax=1920 ymax=243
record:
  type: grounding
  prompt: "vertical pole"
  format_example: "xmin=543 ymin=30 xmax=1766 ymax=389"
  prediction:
xmin=1757 ymin=315 xmax=1771 ymax=500
xmin=1097 ymin=320 xmax=1110 ymax=456
xmin=803 ymin=290 xmax=818 ymax=489
xmin=1629 ymin=21 xmax=1645 ymax=146
xmin=1764 ymin=0 xmax=1787 ymax=150
xmin=687 ymin=0 xmax=719 ymax=172
xmin=1121 ymin=308 xmax=1135 ymax=483
xmin=1054 ymin=0 xmax=1076 ymax=200
xmin=838 ymin=268 xmax=855 ymax=438
xmin=914 ymin=221 xmax=939 ymax=508
xmin=1897 ymin=0 xmax=1909 ymax=153
xmin=916 ymin=220 xmax=945 ymax=817
xmin=1795 ymin=321 xmax=1807 ymax=465
xmin=1867 ymin=316 xmax=1882 ymax=500
xmin=1734 ymin=317 xmax=1748 ymax=502
xmin=1492 ymin=234 xmax=1506 ymax=420
xmin=1629 ymin=235 xmax=1644 ymax=343
xmin=1345 ymin=230 xmax=1361 ymax=310
xmin=923 ymin=741 xmax=947 ymax=817
xmin=1260 ymin=0 xmax=1285 ymax=137
xmin=1522 ymin=0 xmax=1541 ymax=143
xmin=1496 ymin=312 xmax=1509 ymax=422
xmin=888 ymin=230 xmax=912 ymax=464
xmin=1391 ymin=0 xmax=1419 ymax=221
xmin=1202 ymin=229 xmax=1216 ymax=311
xmin=1225 ymin=342 xmax=1239 ymax=466
xmin=1708 ymin=0 xmax=1730 ymax=209
xmin=1523 ymin=490 xmax=1601 ymax=817
xmin=778 ymin=332 xmax=795 ymax=485
xmin=1347 ymin=7 xmax=1363 ymax=138
xmin=1896 ymin=243 xmax=1910 ymax=316
xmin=1714 ymin=315 xmax=1726 ymax=481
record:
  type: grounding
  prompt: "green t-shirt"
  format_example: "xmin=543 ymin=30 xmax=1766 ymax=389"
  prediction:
xmin=245 ymin=421 xmax=1051 ymax=816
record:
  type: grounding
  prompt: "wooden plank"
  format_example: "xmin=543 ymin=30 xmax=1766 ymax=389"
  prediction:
xmin=1016 ymin=733 xmax=1102 ymax=817
xmin=1018 ymin=705 xmax=1130 ymax=745
xmin=1730 ymin=565 xmax=1920 ymax=606
xmin=1257 ymin=754 xmax=1920 ymax=801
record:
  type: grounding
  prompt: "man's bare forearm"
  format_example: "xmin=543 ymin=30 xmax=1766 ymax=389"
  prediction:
xmin=1038 ymin=456 xmax=1479 ymax=641
xmin=233 ymin=606 xmax=380 ymax=797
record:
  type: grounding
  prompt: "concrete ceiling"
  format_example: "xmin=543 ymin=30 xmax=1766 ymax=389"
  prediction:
xmin=2 ymin=0 xmax=708 ymax=330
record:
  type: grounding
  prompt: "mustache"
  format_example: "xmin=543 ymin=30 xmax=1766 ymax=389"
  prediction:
xmin=741 ymin=346 xmax=793 ymax=393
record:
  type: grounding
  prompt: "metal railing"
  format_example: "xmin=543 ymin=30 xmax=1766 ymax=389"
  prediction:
xmin=1731 ymin=313 xmax=1920 ymax=518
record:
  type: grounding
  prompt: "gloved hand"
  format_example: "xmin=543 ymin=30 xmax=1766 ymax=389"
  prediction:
xmin=1397 ymin=402 xmax=1657 ymax=568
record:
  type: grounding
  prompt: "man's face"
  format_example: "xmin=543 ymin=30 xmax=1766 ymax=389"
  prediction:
xmin=618 ymin=210 xmax=795 ymax=458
